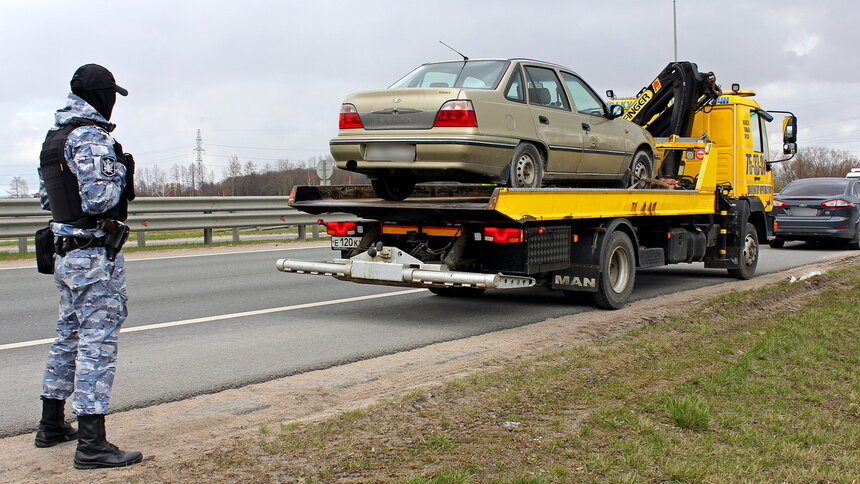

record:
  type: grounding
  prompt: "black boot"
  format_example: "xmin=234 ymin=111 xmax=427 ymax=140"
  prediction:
xmin=34 ymin=397 xmax=78 ymax=448
xmin=73 ymin=414 xmax=143 ymax=469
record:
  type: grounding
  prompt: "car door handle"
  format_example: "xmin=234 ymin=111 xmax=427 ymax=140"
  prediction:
xmin=539 ymin=116 xmax=549 ymax=124
xmin=582 ymin=122 xmax=591 ymax=131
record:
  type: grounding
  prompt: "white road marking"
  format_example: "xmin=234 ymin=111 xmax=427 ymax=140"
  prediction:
xmin=0 ymin=288 xmax=425 ymax=351
xmin=0 ymin=244 xmax=329 ymax=270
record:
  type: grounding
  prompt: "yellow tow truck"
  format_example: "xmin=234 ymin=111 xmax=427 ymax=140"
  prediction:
xmin=276 ymin=62 xmax=797 ymax=308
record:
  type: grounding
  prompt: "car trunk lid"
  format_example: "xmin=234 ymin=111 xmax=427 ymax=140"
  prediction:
xmin=347 ymin=88 xmax=462 ymax=130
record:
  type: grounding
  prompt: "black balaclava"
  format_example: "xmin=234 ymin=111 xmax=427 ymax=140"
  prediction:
xmin=73 ymin=86 xmax=117 ymax=121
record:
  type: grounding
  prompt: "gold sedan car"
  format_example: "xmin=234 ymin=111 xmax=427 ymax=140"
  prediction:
xmin=331 ymin=58 xmax=658 ymax=200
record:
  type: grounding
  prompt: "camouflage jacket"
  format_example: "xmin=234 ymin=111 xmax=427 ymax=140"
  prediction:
xmin=38 ymin=94 xmax=126 ymax=237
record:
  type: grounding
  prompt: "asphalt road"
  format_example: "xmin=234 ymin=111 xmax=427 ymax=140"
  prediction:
xmin=0 ymin=241 xmax=847 ymax=437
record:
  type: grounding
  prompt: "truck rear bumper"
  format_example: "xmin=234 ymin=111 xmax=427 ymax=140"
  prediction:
xmin=276 ymin=246 xmax=535 ymax=290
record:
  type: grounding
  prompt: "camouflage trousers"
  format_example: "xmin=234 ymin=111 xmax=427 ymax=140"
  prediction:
xmin=41 ymin=247 xmax=127 ymax=416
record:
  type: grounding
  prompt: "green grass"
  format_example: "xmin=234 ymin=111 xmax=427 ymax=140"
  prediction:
xmin=141 ymin=265 xmax=860 ymax=483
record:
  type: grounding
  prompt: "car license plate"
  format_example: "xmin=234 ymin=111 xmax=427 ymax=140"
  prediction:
xmin=366 ymin=143 xmax=416 ymax=162
xmin=790 ymin=207 xmax=819 ymax=217
xmin=331 ymin=236 xmax=362 ymax=249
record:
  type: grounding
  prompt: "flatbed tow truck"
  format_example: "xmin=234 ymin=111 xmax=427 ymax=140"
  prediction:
xmin=276 ymin=63 xmax=798 ymax=308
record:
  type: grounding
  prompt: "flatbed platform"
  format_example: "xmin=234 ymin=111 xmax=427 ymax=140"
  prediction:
xmin=289 ymin=184 xmax=720 ymax=224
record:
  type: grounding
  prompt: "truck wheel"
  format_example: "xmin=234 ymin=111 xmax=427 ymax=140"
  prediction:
xmin=589 ymin=230 xmax=636 ymax=309
xmin=618 ymin=150 xmax=652 ymax=189
xmin=769 ymin=239 xmax=785 ymax=249
xmin=728 ymin=222 xmax=758 ymax=280
xmin=371 ymin=176 xmax=416 ymax=201
xmin=428 ymin=286 xmax=486 ymax=297
xmin=507 ymin=144 xmax=544 ymax=188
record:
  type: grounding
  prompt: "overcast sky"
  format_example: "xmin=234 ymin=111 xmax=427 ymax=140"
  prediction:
xmin=2 ymin=0 xmax=858 ymax=193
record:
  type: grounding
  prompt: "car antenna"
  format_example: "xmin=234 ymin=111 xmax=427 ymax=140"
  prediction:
xmin=439 ymin=41 xmax=469 ymax=61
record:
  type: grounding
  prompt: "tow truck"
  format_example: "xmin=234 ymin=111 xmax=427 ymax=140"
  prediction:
xmin=276 ymin=62 xmax=798 ymax=308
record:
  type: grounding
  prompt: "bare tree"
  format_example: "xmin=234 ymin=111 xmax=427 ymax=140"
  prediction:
xmin=7 ymin=176 xmax=30 ymax=198
xmin=774 ymin=146 xmax=859 ymax=190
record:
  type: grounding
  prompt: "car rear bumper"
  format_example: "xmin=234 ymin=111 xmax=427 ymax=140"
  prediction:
xmin=773 ymin=216 xmax=857 ymax=240
xmin=330 ymin=136 xmax=518 ymax=181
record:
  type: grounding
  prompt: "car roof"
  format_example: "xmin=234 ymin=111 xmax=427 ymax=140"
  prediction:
xmin=422 ymin=58 xmax=575 ymax=72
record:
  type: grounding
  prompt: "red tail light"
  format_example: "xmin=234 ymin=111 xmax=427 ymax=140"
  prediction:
xmin=772 ymin=199 xmax=787 ymax=208
xmin=326 ymin=222 xmax=358 ymax=236
xmin=339 ymin=103 xmax=364 ymax=129
xmin=433 ymin=100 xmax=478 ymax=127
xmin=482 ymin=227 xmax=524 ymax=243
xmin=821 ymin=199 xmax=852 ymax=208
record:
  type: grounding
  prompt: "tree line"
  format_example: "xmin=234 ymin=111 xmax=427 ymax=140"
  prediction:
xmin=134 ymin=155 xmax=368 ymax=197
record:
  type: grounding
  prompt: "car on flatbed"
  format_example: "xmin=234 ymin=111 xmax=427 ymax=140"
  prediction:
xmin=330 ymin=58 xmax=659 ymax=200
xmin=771 ymin=177 xmax=860 ymax=249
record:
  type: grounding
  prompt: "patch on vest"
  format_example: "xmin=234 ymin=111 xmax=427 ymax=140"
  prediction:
xmin=100 ymin=157 xmax=117 ymax=176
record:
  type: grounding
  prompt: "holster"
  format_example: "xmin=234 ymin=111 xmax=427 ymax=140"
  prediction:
xmin=35 ymin=227 xmax=55 ymax=275
xmin=104 ymin=221 xmax=130 ymax=262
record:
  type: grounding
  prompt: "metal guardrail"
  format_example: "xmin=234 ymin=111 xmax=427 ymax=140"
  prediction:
xmin=0 ymin=197 xmax=353 ymax=252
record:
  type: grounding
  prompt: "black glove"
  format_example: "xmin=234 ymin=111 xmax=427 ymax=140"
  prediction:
xmin=122 ymin=152 xmax=136 ymax=201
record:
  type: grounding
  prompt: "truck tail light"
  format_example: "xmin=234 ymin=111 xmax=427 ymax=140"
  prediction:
xmin=325 ymin=221 xmax=358 ymax=236
xmin=482 ymin=227 xmax=524 ymax=243
xmin=772 ymin=199 xmax=787 ymax=208
xmin=433 ymin=100 xmax=478 ymax=127
xmin=820 ymin=198 xmax=851 ymax=208
xmin=339 ymin=104 xmax=364 ymax=129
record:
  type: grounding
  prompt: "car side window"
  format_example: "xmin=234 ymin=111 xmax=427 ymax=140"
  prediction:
xmin=561 ymin=72 xmax=606 ymax=116
xmin=524 ymin=66 xmax=570 ymax=110
xmin=750 ymin=111 xmax=765 ymax=154
xmin=505 ymin=67 xmax=525 ymax=103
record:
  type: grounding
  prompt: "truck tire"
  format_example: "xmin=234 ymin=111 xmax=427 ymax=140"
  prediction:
xmin=428 ymin=286 xmax=486 ymax=298
xmin=507 ymin=144 xmax=544 ymax=188
xmin=371 ymin=176 xmax=416 ymax=201
xmin=589 ymin=230 xmax=636 ymax=309
xmin=728 ymin=222 xmax=759 ymax=279
xmin=618 ymin=150 xmax=652 ymax=189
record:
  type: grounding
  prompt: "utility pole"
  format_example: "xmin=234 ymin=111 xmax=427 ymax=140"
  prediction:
xmin=673 ymin=0 xmax=678 ymax=61
xmin=193 ymin=129 xmax=205 ymax=195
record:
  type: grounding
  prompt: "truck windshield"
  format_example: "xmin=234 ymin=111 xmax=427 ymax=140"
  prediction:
xmin=390 ymin=61 xmax=509 ymax=90
xmin=781 ymin=179 xmax=848 ymax=197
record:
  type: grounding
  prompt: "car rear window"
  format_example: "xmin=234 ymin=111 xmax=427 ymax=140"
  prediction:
xmin=780 ymin=179 xmax=849 ymax=196
xmin=390 ymin=61 xmax=509 ymax=90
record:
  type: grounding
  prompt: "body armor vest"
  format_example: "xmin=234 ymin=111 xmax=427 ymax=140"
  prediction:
xmin=39 ymin=119 xmax=128 ymax=228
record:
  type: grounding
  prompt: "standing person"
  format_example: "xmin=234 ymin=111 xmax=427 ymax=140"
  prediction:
xmin=36 ymin=64 xmax=141 ymax=469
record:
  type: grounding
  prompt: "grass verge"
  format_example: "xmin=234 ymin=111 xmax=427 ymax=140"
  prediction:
xmin=148 ymin=266 xmax=860 ymax=483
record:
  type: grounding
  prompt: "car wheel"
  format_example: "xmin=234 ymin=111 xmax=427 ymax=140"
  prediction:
xmin=428 ymin=286 xmax=487 ymax=297
xmin=507 ymin=144 xmax=544 ymax=188
xmin=728 ymin=222 xmax=759 ymax=280
xmin=618 ymin=150 xmax=652 ymax=189
xmin=848 ymin=222 xmax=860 ymax=250
xmin=769 ymin=239 xmax=785 ymax=249
xmin=371 ymin=176 xmax=416 ymax=201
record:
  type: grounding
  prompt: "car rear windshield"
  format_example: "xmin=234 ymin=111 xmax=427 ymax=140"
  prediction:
xmin=781 ymin=179 xmax=849 ymax=196
xmin=390 ymin=61 xmax=509 ymax=90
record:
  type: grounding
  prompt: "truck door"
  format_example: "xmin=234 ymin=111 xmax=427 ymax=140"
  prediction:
xmin=523 ymin=65 xmax=583 ymax=175
xmin=561 ymin=72 xmax=630 ymax=177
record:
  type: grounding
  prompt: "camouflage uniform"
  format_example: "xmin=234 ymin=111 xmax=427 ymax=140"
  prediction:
xmin=39 ymin=93 xmax=128 ymax=416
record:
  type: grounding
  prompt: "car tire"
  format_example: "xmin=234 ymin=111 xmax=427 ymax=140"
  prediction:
xmin=371 ymin=176 xmax=416 ymax=201
xmin=848 ymin=222 xmax=860 ymax=250
xmin=728 ymin=222 xmax=759 ymax=280
xmin=618 ymin=150 xmax=652 ymax=189
xmin=769 ymin=239 xmax=785 ymax=249
xmin=428 ymin=286 xmax=486 ymax=297
xmin=507 ymin=144 xmax=544 ymax=188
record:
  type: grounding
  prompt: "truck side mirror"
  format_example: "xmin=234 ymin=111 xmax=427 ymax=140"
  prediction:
xmin=608 ymin=103 xmax=624 ymax=119
xmin=783 ymin=142 xmax=797 ymax=155
xmin=606 ymin=89 xmax=615 ymax=99
xmin=782 ymin=115 xmax=797 ymax=144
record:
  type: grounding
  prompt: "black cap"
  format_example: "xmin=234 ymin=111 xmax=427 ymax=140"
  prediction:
xmin=70 ymin=64 xmax=128 ymax=96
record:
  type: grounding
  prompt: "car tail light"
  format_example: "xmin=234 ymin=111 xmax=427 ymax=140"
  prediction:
xmin=820 ymin=199 xmax=852 ymax=208
xmin=482 ymin=227 xmax=524 ymax=243
xmin=433 ymin=100 xmax=478 ymax=127
xmin=339 ymin=104 xmax=364 ymax=129
xmin=772 ymin=199 xmax=787 ymax=208
xmin=325 ymin=222 xmax=358 ymax=236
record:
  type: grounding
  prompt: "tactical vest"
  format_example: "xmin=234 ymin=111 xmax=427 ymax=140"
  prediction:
xmin=39 ymin=118 xmax=128 ymax=228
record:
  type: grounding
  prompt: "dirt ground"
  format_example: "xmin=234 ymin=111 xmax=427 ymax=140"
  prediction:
xmin=1 ymin=250 xmax=857 ymax=483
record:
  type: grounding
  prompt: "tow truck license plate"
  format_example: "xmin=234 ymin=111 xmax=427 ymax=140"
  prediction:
xmin=331 ymin=236 xmax=362 ymax=249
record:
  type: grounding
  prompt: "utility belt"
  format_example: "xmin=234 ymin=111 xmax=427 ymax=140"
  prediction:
xmin=36 ymin=220 xmax=130 ymax=274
